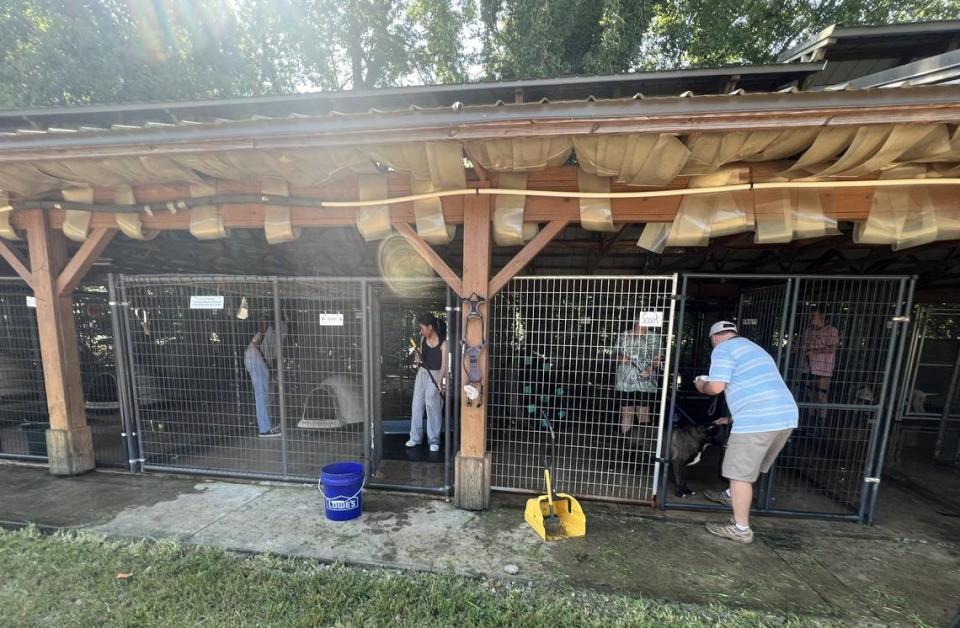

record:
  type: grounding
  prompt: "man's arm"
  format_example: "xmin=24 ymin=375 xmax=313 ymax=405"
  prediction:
xmin=695 ymin=378 xmax=726 ymax=396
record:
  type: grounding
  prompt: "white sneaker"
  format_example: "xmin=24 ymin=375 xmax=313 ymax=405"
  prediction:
xmin=405 ymin=439 xmax=422 ymax=448
xmin=429 ymin=444 xmax=440 ymax=453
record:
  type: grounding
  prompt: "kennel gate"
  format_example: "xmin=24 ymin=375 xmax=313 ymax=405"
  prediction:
xmin=0 ymin=276 xmax=130 ymax=467
xmin=487 ymin=276 xmax=678 ymax=504
xmin=118 ymin=275 xmax=454 ymax=487
xmin=892 ymin=306 xmax=960 ymax=468
xmin=662 ymin=274 xmax=915 ymax=523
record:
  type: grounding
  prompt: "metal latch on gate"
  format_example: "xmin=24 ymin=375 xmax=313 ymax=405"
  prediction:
xmin=891 ymin=316 xmax=911 ymax=324
xmin=863 ymin=476 xmax=881 ymax=484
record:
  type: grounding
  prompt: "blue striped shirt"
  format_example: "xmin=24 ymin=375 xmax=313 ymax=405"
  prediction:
xmin=707 ymin=337 xmax=798 ymax=434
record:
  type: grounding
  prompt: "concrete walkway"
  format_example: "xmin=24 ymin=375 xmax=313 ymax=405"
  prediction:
xmin=2 ymin=461 xmax=958 ymax=626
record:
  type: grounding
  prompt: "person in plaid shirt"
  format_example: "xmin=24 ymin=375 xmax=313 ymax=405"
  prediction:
xmin=801 ymin=310 xmax=839 ymax=420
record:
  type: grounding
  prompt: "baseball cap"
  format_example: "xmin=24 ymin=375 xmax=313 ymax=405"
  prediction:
xmin=708 ymin=321 xmax=738 ymax=337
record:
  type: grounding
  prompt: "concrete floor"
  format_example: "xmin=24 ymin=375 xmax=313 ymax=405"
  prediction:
xmin=1 ymin=461 xmax=958 ymax=626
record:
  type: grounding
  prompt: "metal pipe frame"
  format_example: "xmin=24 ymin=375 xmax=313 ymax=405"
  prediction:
xmin=119 ymin=277 xmax=148 ymax=472
xmin=108 ymin=274 xmax=139 ymax=472
xmin=866 ymin=277 xmax=917 ymax=522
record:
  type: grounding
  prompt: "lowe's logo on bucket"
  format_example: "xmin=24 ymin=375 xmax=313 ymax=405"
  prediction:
xmin=326 ymin=496 xmax=359 ymax=511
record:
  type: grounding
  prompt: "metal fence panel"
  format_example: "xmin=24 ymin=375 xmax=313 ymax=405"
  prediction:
xmin=488 ymin=276 xmax=677 ymax=503
xmin=890 ymin=306 xmax=960 ymax=467
xmin=662 ymin=274 xmax=912 ymax=522
xmin=276 ymin=278 xmax=367 ymax=480
xmin=0 ymin=278 xmax=126 ymax=466
xmin=119 ymin=274 xmax=451 ymax=486
xmin=122 ymin=276 xmax=289 ymax=477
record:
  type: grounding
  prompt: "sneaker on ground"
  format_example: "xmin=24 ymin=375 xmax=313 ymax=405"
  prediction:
xmin=405 ymin=439 xmax=422 ymax=448
xmin=705 ymin=521 xmax=754 ymax=544
xmin=429 ymin=444 xmax=440 ymax=453
xmin=703 ymin=488 xmax=732 ymax=508
xmin=259 ymin=428 xmax=281 ymax=438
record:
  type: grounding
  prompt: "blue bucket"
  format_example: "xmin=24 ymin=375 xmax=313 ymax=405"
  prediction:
xmin=318 ymin=461 xmax=365 ymax=521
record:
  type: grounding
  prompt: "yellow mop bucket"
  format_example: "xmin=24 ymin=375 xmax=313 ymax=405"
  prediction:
xmin=525 ymin=468 xmax=586 ymax=541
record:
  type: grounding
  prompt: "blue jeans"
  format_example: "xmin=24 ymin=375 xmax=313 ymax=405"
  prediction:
xmin=244 ymin=348 xmax=272 ymax=434
xmin=410 ymin=368 xmax=443 ymax=445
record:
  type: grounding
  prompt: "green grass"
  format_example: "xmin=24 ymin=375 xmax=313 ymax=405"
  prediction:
xmin=0 ymin=526 xmax=833 ymax=627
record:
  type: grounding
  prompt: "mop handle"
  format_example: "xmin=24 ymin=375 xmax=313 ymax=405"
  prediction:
xmin=544 ymin=468 xmax=556 ymax=508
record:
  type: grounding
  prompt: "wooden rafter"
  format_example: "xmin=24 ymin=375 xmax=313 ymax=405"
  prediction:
xmin=488 ymin=220 xmax=569 ymax=297
xmin=0 ymin=238 xmax=33 ymax=289
xmin=394 ymin=222 xmax=464 ymax=297
xmin=56 ymin=228 xmax=117 ymax=297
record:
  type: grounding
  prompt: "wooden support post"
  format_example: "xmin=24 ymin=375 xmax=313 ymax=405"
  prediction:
xmin=24 ymin=210 xmax=95 ymax=475
xmin=455 ymin=195 xmax=492 ymax=510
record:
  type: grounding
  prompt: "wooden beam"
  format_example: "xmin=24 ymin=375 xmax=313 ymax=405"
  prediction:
xmin=23 ymin=209 xmax=94 ymax=475
xmin=8 ymin=165 xmax=888 ymax=233
xmin=394 ymin=222 xmax=464 ymax=298
xmin=456 ymin=194 xmax=493 ymax=510
xmin=0 ymin=238 xmax=33 ymax=289
xmin=56 ymin=227 xmax=117 ymax=297
xmin=489 ymin=220 xmax=569 ymax=297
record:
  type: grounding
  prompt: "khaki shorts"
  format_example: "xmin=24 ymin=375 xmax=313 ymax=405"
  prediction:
xmin=722 ymin=429 xmax=794 ymax=482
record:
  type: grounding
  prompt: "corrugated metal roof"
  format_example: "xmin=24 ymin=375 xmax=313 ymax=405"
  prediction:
xmin=2 ymin=85 xmax=960 ymax=161
xmin=0 ymin=63 xmax=823 ymax=135
xmin=779 ymin=19 xmax=960 ymax=64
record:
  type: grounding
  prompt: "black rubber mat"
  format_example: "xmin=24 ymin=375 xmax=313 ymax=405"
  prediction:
xmin=381 ymin=433 xmax=447 ymax=463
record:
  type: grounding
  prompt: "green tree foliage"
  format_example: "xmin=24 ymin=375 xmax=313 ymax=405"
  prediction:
xmin=481 ymin=0 xmax=657 ymax=79
xmin=641 ymin=0 xmax=960 ymax=69
xmin=0 ymin=0 xmax=263 ymax=106
xmin=2 ymin=0 xmax=959 ymax=107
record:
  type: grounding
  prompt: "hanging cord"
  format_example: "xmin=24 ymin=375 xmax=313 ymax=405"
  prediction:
xmin=10 ymin=177 xmax=960 ymax=215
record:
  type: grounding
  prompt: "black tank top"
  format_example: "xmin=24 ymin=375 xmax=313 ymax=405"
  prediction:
xmin=421 ymin=338 xmax=443 ymax=370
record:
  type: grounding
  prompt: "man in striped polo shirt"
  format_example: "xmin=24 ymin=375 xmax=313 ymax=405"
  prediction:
xmin=694 ymin=321 xmax=799 ymax=544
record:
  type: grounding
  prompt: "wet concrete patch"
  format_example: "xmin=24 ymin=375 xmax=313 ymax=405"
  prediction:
xmin=0 ymin=464 xmax=204 ymax=529
xmin=92 ymin=481 xmax=268 ymax=540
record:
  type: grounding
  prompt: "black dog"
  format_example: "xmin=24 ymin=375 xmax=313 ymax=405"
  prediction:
xmin=670 ymin=420 xmax=728 ymax=497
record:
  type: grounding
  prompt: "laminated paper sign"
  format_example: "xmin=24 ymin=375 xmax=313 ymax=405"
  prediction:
xmin=319 ymin=313 xmax=344 ymax=326
xmin=635 ymin=311 xmax=664 ymax=328
xmin=190 ymin=296 xmax=225 ymax=310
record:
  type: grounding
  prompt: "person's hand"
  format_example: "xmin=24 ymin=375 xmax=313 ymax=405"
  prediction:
xmin=713 ymin=417 xmax=731 ymax=426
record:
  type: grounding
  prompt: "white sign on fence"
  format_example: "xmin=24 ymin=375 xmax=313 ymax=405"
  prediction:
xmin=190 ymin=295 xmax=225 ymax=310
xmin=742 ymin=318 xmax=759 ymax=326
xmin=319 ymin=312 xmax=344 ymax=326
xmin=635 ymin=311 xmax=664 ymax=328
xmin=25 ymin=296 xmax=36 ymax=308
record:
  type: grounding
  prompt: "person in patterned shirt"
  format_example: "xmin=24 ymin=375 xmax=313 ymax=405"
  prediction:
xmin=614 ymin=317 xmax=663 ymax=435
xmin=800 ymin=310 xmax=839 ymax=422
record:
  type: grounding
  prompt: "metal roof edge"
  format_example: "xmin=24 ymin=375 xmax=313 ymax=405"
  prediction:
xmin=0 ymin=63 xmax=825 ymax=122
xmin=842 ymin=49 xmax=960 ymax=89
xmin=778 ymin=19 xmax=960 ymax=63
xmin=1 ymin=85 xmax=959 ymax=159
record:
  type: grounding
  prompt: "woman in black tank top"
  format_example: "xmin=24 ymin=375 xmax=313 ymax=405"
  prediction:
xmin=406 ymin=312 xmax=448 ymax=452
